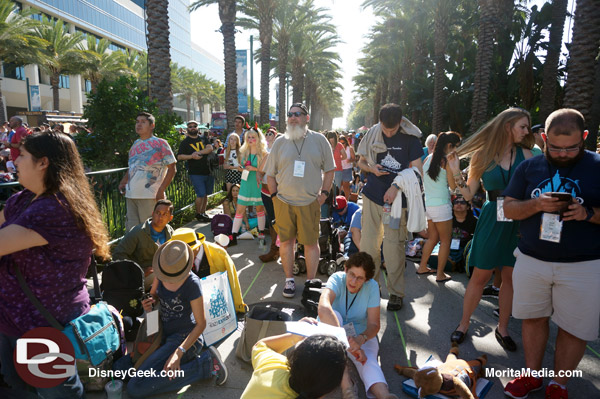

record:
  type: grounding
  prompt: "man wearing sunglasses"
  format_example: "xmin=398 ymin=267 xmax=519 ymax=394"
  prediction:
xmin=502 ymin=108 xmax=600 ymax=399
xmin=264 ymin=103 xmax=335 ymax=298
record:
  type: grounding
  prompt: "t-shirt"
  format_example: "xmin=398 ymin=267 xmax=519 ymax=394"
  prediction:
xmin=325 ymin=271 xmax=380 ymax=335
xmin=227 ymin=149 xmax=240 ymax=167
xmin=452 ymin=212 xmax=478 ymax=247
xmin=10 ymin=126 xmax=28 ymax=161
xmin=177 ymin=135 xmax=211 ymax=175
xmin=333 ymin=202 xmax=360 ymax=228
xmin=240 ymin=341 xmax=297 ymax=399
xmin=126 ymin=136 xmax=176 ymax=199
xmin=347 ymin=209 xmax=362 ymax=241
xmin=362 ymin=131 xmax=423 ymax=206
xmin=264 ymin=130 xmax=336 ymax=206
xmin=158 ymin=273 xmax=202 ymax=336
xmin=333 ymin=142 xmax=345 ymax=171
xmin=503 ymin=151 xmax=600 ymax=262
xmin=0 ymin=190 xmax=92 ymax=337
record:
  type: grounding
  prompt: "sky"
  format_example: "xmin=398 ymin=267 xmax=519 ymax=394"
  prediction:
xmin=189 ymin=0 xmax=574 ymax=129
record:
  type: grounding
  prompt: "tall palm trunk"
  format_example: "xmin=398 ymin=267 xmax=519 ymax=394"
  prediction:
xmin=373 ymin=82 xmax=382 ymax=124
xmin=587 ymin=58 xmax=600 ymax=151
xmin=51 ymin=73 xmax=60 ymax=110
xmin=563 ymin=0 xmax=600 ymax=137
xmin=259 ymin=30 xmax=273 ymax=124
xmin=539 ymin=0 xmax=568 ymax=123
xmin=277 ymin=44 xmax=288 ymax=132
xmin=0 ymin=83 xmax=6 ymax=123
xmin=222 ymin=21 xmax=238 ymax=132
xmin=146 ymin=0 xmax=173 ymax=113
xmin=292 ymin=59 xmax=304 ymax=103
xmin=470 ymin=0 xmax=498 ymax=133
xmin=432 ymin=2 xmax=450 ymax=136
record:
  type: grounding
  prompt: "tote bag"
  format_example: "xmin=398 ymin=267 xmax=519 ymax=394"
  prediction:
xmin=201 ymin=271 xmax=237 ymax=346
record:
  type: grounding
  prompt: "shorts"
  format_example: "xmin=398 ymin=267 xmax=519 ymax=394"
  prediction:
xmin=341 ymin=168 xmax=353 ymax=182
xmin=425 ymin=203 xmax=452 ymax=222
xmin=226 ymin=169 xmax=241 ymax=185
xmin=272 ymin=196 xmax=320 ymax=245
xmin=512 ymin=248 xmax=600 ymax=341
xmin=189 ymin=174 xmax=214 ymax=198
xmin=334 ymin=170 xmax=343 ymax=188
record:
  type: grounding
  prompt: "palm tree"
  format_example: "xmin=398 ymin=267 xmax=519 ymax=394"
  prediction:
xmin=563 ymin=0 xmax=600 ymax=144
xmin=171 ymin=63 xmax=197 ymax=120
xmin=0 ymin=0 xmax=43 ymax=122
xmin=34 ymin=17 xmax=87 ymax=111
xmin=190 ymin=0 xmax=238 ymax=132
xmin=539 ymin=0 xmax=568 ymax=123
xmin=470 ymin=0 xmax=499 ymax=133
xmin=81 ymin=36 xmax=131 ymax=92
xmin=191 ymin=71 xmax=213 ymax=123
xmin=125 ymin=49 xmax=149 ymax=92
xmin=146 ymin=0 xmax=173 ymax=113
xmin=238 ymin=0 xmax=279 ymax=124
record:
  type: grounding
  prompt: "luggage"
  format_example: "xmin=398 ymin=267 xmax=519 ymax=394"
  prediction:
xmin=301 ymin=279 xmax=324 ymax=317
xmin=211 ymin=213 xmax=233 ymax=237
xmin=235 ymin=301 xmax=306 ymax=362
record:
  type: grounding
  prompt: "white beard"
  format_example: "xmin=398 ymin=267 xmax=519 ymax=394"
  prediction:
xmin=285 ymin=124 xmax=307 ymax=140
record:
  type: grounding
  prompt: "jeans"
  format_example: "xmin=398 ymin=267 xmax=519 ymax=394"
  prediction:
xmin=344 ymin=235 xmax=359 ymax=257
xmin=261 ymin=192 xmax=274 ymax=228
xmin=0 ymin=333 xmax=84 ymax=399
xmin=113 ymin=333 xmax=212 ymax=398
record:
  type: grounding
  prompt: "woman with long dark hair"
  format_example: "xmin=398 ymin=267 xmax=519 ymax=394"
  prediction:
xmin=447 ymin=108 xmax=534 ymax=351
xmin=339 ymin=136 xmax=356 ymax=200
xmin=416 ymin=132 xmax=461 ymax=282
xmin=0 ymin=131 xmax=109 ymax=397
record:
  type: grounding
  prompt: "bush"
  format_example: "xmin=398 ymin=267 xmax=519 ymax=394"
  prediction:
xmin=78 ymin=76 xmax=182 ymax=170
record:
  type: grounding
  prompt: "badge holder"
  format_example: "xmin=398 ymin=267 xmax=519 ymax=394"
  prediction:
xmin=539 ymin=213 xmax=562 ymax=243
xmin=496 ymin=197 xmax=513 ymax=222
xmin=293 ymin=160 xmax=306 ymax=178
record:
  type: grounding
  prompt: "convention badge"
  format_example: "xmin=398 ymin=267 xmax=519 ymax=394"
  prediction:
xmin=293 ymin=160 xmax=306 ymax=177
xmin=241 ymin=169 xmax=250 ymax=181
xmin=496 ymin=197 xmax=513 ymax=222
xmin=343 ymin=322 xmax=357 ymax=337
xmin=540 ymin=213 xmax=562 ymax=243
xmin=146 ymin=309 xmax=159 ymax=336
xmin=450 ymin=238 xmax=461 ymax=250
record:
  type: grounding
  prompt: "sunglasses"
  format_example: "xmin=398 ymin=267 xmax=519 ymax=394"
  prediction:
xmin=187 ymin=125 xmax=198 ymax=129
xmin=454 ymin=200 xmax=467 ymax=205
xmin=287 ymin=111 xmax=306 ymax=118
xmin=265 ymin=132 xmax=274 ymax=136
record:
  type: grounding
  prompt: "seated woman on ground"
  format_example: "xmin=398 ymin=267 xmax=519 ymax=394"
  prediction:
xmin=241 ymin=329 xmax=347 ymax=399
xmin=318 ymin=252 xmax=398 ymax=399
xmin=113 ymin=240 xmax=228 ymax=398
xmin=222 ymin=183 xmax=249 ymax=230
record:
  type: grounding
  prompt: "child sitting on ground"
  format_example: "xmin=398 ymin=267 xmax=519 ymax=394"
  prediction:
xmin=113 ymin=240 xmax=228 ymax=398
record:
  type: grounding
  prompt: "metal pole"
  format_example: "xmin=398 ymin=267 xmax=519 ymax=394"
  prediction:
xmin=250 ymin=35 xmax=254 ymax=122
xmin=26 ymin=77 xmax=31 ymax=111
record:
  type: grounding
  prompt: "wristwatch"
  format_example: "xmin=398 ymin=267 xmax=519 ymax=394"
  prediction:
xmin=584 ymin=206 xmax=594 ymax=221
xmin=321 ymin=190 xmax=330 ymax=197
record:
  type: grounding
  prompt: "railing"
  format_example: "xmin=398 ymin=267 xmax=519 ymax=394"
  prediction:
xmin=0 ymin=165 xmax=227 ymax=240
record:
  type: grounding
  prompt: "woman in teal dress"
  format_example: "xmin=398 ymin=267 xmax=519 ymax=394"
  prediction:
xmin=447 ymin=108 xmax=535 ymax=351
xmin=231 ymin=127 xmax=268 ymax=244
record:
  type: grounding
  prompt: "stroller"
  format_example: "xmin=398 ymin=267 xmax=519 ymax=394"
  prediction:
xmin=293 ymin=217 xmax=347 ymax=277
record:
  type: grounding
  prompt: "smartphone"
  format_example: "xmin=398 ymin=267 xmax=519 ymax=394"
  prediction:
xmin=548 ymin=192 xmax=572 ymax=202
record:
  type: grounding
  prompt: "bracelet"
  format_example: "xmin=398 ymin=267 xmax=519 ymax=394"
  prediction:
xmin=177 ymin=346 xmax=186 ymax=353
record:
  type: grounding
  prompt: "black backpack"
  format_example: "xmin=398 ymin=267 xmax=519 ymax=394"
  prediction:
xmin=100 ymin=260 xmax=145 ymax=319
xmin=301 ymin=279 xmax=324 ymax=317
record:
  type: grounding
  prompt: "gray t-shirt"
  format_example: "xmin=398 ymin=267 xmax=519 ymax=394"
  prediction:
xmin=264 ymin=130 xmax=335 ymax=206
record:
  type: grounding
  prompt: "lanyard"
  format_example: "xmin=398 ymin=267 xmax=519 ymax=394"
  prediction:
xmin=500 ymin=147 xmax=514 ymax=187
xmin=293 ymin=138 xmax=306 ymax=159
xmin=345 ymin=285 xmax=358 ymax=318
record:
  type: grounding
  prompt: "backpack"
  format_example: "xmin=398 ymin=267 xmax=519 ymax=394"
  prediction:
xmin=100 ymin=260 xmax=145 ymax=319
xmin=301 ymin=279 xmax=324 ymax=317
xmin=207 ymin=151 xmax=220 ymax=174
xmin=211 ymin=213 xmax=233 ymax=237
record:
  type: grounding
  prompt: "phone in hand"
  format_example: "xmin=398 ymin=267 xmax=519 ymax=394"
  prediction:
xmin=548 ymin=192 xmax=572 ymax=218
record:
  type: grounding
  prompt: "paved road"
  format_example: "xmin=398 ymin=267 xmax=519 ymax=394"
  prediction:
xmin=91 ymin=205 xmax=600 ymax=399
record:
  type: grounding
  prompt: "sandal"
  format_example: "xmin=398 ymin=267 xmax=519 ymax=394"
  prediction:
xmin=416 ymin=269 xmax=435 ymax=275
xmin=495 ymin=327 xmax=517 ymax=352
xmin=450 ymin=326 xmax=467 ymax=344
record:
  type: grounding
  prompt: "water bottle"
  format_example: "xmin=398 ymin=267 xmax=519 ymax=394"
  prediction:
xmin=258 ymin=232 xmax=266 ymax=251
xmin=382 ymin=202 xmax=391 ymax=225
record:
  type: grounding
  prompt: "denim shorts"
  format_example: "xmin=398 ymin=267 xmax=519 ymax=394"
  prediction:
xmin=190 ymin=174 xmax=214 ymax=198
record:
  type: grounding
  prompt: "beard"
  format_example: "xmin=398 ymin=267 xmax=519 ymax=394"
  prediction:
xmin=187 ymin=129 xmax=198 ymax=136
xmin=545 ymin=144 xmax=585 ymax=168
xmin=285 ymin=123 xmax=307 ymax=140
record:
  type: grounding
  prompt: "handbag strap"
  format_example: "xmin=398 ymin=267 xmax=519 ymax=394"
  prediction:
xmin=89 ymin=255 xmax=102 ymax=304
xmin=14 ymin=266 xmax=64 ymax=330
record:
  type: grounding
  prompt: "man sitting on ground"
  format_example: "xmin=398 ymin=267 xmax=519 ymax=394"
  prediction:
xmin=112 ymin=199 xmax=174 ymax=290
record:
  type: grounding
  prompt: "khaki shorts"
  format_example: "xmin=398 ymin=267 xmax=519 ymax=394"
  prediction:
xmin=512 ymin=248 xmax=600 ymax=341
xmin=272 ymin=196 xmax=320 ymax=245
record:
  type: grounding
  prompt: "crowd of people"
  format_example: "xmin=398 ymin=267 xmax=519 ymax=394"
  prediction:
xmin=0 ymin=102 xmax=598 ymax=399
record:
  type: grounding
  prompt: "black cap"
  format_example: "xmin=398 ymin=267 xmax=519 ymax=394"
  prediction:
xmin=289 ymin=103 xmax=309 ymax=115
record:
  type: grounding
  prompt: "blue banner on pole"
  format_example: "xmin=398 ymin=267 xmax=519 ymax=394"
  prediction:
xmin=29 ymin=85 xmax=41 ymax=111
xmin=236 ymin=50 xmax=248 ymax=114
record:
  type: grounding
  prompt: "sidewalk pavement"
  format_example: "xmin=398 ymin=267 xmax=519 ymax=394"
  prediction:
xmin=91 ymin=205 xmax=600 ymax=399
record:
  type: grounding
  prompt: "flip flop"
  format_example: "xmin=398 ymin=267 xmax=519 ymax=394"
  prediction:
xmin=436 ymin=276 xmax=452 ymax=283
xmin=416 ymin=269 xmax=435 ymax=275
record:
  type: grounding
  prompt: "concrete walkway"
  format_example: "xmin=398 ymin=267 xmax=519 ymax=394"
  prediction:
xmin=92 ymin=205 xmax=600 ymax=399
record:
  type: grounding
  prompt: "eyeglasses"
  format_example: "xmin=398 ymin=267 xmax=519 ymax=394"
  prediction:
xmin=265 ymin=132 xmax=274 ymax=137
xmin=347 ymin=270 xmax=366 ymax=283
xmin=187 ymin=125 xmax=198 ymax=129
xmin=287 ymin=111 xmax=306 ymax=118
xmin=546 ymin=142 xmax=582 ymax=154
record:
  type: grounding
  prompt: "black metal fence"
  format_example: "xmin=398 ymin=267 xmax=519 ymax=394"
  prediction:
xmin=0 ymin=165 xmax=226 ymax=241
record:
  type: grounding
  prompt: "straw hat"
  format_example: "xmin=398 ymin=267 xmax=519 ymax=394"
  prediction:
xmin=171 ymin=227 xmax=205 ymax=251
xmin=152 ymin=240 xmax=194 ymax=283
